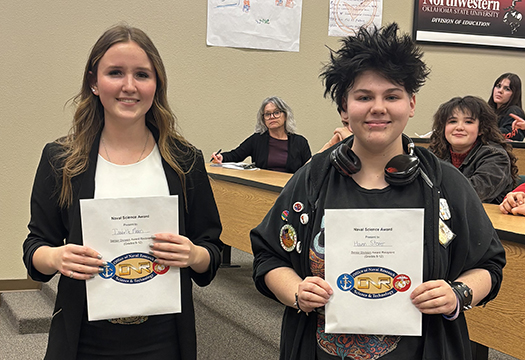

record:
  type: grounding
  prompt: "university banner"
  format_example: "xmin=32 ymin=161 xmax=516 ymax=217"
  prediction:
xmin=413 ymin=0 xmax=525 ymax=48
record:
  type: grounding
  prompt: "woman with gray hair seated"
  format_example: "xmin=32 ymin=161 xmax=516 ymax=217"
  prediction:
xmin=211 ymin=96 xmax=311 ymax=173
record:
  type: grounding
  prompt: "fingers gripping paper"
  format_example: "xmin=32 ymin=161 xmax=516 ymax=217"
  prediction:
xmin=80 ymin=196 xmax=181 ymax=321
xmin=325 ymin=208 xmax=424 ymax=336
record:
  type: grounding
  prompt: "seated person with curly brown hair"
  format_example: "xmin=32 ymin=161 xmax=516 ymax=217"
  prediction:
xmin=429 ymin=95 xmax=518 ymax=204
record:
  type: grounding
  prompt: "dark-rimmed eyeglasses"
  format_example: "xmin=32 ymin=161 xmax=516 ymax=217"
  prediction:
xmin=264 ymin=110 xmax=282 ymax=120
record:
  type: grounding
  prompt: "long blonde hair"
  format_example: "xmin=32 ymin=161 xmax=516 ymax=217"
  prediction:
xmin=56 ymin=24 xmax=194 ymax=207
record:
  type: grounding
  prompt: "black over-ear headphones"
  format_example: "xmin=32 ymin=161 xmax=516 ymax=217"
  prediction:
xmin=330 ymin=133 xmax=420 ymax=186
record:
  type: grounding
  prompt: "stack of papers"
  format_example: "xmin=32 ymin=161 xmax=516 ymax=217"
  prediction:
xmin=211 ymin=162 xmax=259 ymax=171
xmin=414 ymin=131 xmax=433 ymax=138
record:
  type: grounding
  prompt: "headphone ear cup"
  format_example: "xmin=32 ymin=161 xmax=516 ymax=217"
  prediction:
xmin=384 ymin=154 xmax=420 ymax=186
xmin=330 ymin=143 xmax=361 ymax=177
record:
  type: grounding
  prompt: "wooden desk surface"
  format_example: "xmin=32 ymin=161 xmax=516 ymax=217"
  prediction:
xmin=483 ymin=203 xmax=525 ymax=242
xmin=207 ymin=164 xmax=291 ymax=190
xmin=207 ymin=166 xmax=525 ymax=359
xmin=206 ymin=164 xmax=291 ymax=253
xmin=467 ymin=204 xmax=525 ymax=359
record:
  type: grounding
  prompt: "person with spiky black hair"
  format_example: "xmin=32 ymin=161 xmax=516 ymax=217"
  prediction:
xmin=251 ymin=23 xmax=505 ymax=360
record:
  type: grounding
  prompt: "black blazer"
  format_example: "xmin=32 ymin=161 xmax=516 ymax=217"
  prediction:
xmin=221 ymin=131 xmax=311 ymax=173
xmin=23 ymin=127 xmax=223 ymax=359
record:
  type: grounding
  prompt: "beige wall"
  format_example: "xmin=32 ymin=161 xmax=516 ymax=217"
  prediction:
xmin=1 ymin=1 xmax=524 ymax=280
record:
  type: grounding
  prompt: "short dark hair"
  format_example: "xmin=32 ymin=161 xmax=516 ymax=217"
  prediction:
xmin=487 ymin=73 xmax=522 ymax=114
xmin=320 ymin=23 xmax=430 ymax=111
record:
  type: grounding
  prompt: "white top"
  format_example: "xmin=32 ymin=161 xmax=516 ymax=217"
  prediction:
xmin=94 ymin=144 xmax=169 ymax=199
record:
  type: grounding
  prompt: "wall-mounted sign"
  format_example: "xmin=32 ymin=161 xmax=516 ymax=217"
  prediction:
xmin=413 ymin=0 xmax=525 ymax=49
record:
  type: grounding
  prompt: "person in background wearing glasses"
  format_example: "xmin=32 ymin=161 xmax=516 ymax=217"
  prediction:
xmin=211 ymin=96 xmax=311 ymax=173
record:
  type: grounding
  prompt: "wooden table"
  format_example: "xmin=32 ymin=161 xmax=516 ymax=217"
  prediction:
xmin=465 ymin=204 xmax=525 ymax=360
xmin=206 ymin=164 xmax=291 ymax=255
xmin=206 ymin=165 xmax=525 ymax=359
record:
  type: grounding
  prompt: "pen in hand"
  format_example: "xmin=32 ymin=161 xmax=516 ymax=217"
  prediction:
xmin=210 ymin=149 xmax=222 ymax=162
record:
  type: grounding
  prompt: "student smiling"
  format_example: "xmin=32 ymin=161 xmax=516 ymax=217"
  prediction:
xmin=22 ymin=24 xmax=223 ymax=359
xmin=251 ymin=24 xmax=505 ymax=360
xmin=429 ymin=96 xmax=518 ymax=204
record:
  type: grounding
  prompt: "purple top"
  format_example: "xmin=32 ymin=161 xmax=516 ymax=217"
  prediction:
xmin=266 ymin=136 xmax=288 ymax=172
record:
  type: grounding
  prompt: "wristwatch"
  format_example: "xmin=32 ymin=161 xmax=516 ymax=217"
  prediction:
xmin=449 ymin=281 xmax=473 ymax=311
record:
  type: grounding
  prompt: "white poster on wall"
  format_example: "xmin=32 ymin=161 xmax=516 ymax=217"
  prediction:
xmin=328 ymin=0 xmax=383 ymax=37
xmin=207 ymin=0 xmax=303 ymax=52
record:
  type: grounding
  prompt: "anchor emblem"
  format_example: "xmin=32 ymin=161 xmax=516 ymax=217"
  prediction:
xmin=337 ymin=273 xmax=355 ymax=292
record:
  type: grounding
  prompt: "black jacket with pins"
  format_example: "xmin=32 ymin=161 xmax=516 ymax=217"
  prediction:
xmin=251 ymin=140 xmax=505 ymax=360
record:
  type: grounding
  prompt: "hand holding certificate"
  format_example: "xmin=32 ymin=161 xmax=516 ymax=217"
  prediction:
xmin=325 ymin=208 xmax=424 ymax=336
xmin=80 ymin=196 xmax=181 ymax=321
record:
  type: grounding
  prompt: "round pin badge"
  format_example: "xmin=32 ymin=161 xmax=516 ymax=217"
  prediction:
xmin=280 ymin=224 xmax=297 ymax=252
xmin=293 ymin=202 xmax=304 ymax=212
xmin=281 ymin=210 xmax=289 ymax=222
xmin=300 ymin=213 xmax=309 ymax=225
xmin=296 ymin=240 xmax=302 ymax=254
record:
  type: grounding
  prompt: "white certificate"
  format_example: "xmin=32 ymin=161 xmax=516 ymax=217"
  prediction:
xmin=80 ymin=196 xmax=181 ymax=321
xmin=325 ymin=208 xmax=424 ymax=336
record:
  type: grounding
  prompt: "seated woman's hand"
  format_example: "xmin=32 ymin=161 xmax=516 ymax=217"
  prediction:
xmin=296 ymin=276 xmax=333 ymax=313
xmin=333 ymin=126 xmax=352 ymax=142
xmin=510 ymin=113 xmax=525 ymax=131
xmin=410 ymin=279 xmax=457 ymax=315
xmin=211 ymin=152 xmax=223 ymax=164
xmin=499 ymin=191 xmax=525 ymax=214
xmin=319 ymin=126 xmax=354 ymax=153
xmin=325 ymin=133 xmax=342 ymax=149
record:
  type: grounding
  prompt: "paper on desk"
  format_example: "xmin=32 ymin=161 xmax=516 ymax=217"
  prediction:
xmin=414 ymin=131 xmax=433 ymax=138
xmin=80 ymin=196 xmax=181 ymax=321
xmin=325 ymin=208 xmax=423 ymax=336
xmin=212 ymin=162 xmax=259 ymax=170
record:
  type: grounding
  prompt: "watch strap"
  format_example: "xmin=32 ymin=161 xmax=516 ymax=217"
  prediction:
xmin=449 ymin=281 xmax=473 ymax=312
